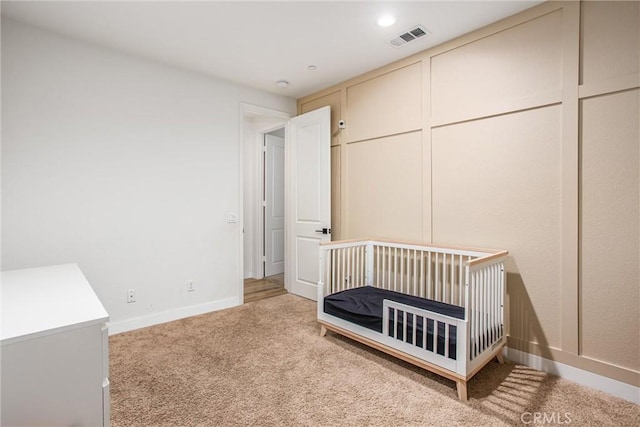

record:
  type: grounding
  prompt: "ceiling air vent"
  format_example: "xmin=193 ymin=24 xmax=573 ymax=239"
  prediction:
xmin=389 ymin=25 xmax=430 ymax=48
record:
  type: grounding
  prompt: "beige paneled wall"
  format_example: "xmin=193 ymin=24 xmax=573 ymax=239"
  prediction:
xmin=344 ymin=62 xmax=422 ymax=143
xmin=432 ymin=106 xmax=563 ymax=349
xmin=346 ymin=132 xmax=423 ymax=240
xmin=581 ymin=89 xmax=639 ymax=371
xmin=580 ymin=1 xmax=640 ymax=85
xmin=431 ymin=10 xmax=563 ymax=126
xmin=579 ymin=1 xmax=640 ymax=372
xmin=298 ymin=1 xmax=640 ymax=387
xmin=430 ymin=7 xmax=566 ymax=361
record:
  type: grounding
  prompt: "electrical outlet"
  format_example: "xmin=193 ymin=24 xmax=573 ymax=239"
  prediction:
xmin=127 ymin=289 xmax=136 ymax=303
xmin=187 ymin=281 xmax=195 ymax=292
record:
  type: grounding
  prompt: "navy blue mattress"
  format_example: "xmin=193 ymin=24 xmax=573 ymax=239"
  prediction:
xmin=324 ymin=286 xmax=465 ymax=359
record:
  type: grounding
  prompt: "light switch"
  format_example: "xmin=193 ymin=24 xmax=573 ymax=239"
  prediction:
xmin=227 ymin=213 xmax=238 ymax=223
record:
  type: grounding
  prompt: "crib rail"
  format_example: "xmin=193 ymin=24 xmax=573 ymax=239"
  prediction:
xmin=383 ymin=300 xmax=464 ymax=372
xmin=466 ymin=258 xmax=506 ymax=364
xmin=319 ymin=239 xmax=497 ymax=306
xmin=321 ymin=241 xmax=369 ymax=294
xmin=371 ymin=242 xmax=482 ymax=306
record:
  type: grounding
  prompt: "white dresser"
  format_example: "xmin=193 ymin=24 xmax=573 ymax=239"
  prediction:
xmin=1 ymin=264 xmax=110 ymax=427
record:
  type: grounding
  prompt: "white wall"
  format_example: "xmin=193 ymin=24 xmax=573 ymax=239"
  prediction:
xmin=1 ymin=18 xmax=296 ymax=330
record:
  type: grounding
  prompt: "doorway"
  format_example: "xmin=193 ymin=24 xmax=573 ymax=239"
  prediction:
xmin=240 ymin=104 xmax=289 ymax=303
xmin=244 ymin=128 xmax=286 ymax=303
xmin=239 ymin=103 xmax=331 ymax=304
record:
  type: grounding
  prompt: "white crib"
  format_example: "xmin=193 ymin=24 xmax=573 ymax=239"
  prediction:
xmin=317 ymin=239 xmax=508 ymax=400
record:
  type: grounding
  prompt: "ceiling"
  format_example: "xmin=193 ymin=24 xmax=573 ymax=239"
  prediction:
xmin=1 ymin=1 xmax=544 ymax=99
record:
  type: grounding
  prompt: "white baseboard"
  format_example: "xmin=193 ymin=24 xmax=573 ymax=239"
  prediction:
xmin=505 ymin=347 xmax=640 ymax=404
xmin=107 ymin=297 xmax=240 ymax=335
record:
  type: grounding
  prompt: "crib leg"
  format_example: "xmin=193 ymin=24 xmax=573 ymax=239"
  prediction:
xmin=456 ymin=380 xmax=468 ymax=401
xmin=320 ymin=325 xmax=327 ymax=337
xmin=496 ymin=351 xmax=505 ymax=365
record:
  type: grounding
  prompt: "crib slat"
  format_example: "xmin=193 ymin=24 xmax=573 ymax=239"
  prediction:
xmin=403 ymin=310 xmax=407 ymax=342
xmin=388 ymin=246 xmax=392 ymax=291
xmin=332 ymin=248 xmax=336 ymax=292
xmin=423 ymin=318 xmax=428 ymax=350
xmin=450 ymin=254 xmax=455 ymax=305
xmin=412 ymin=314 xmax=417 ymax=346
xmin=359 ymin=245 xmax=363 ymax=287
xmin=332 ymin=249 xmax=336 ymax=292
xmin=353 ymin=247 xmax=357 ymax=288
xmin=393 ymin=308 xmax=398 ymax=339
xmin=413 ymin=249 xmax=418 ymax=298
xmin=360 ymin=246 xmax=365 ymax=286
xmin=376 ymin=245 xmax=380 ymax=288
xmin=442 ymin=252 xmax=447 ymax=303
xmin=340 ymin=248 xmax=344 ymax=291
xmin=492 ymin=266 xmax=495 ymax=342
xmin=482 ymin=269 xmax=487 ymax=352
xmin=479 ymin=270 xmax=484 ymax=354
xmin=458 ymin=255 xmax=464 ymax=306
xmin=420 ymin=251 xmax=425 ymax=298
xmin=468 ymin=270 xmax=472 ymax=358
xmin=444 ymin=323 xmax=450 ymax=359
xmin=432 ymin=321 xmax=438 ymax=354
xmin=477 ymin=270 xmax=481 ymax=355
xmin=474 ymin=272 xmax=480 ymax=358
xmin=356 ymin=246 xmax=360 ymax=287
xmin=427 ymin=252 xmax=432 ymax=299
xmin=380 ymin=245 xmax=384 ymax=287
xmin=435 ymin=252 xmax=439 ymax=302
xmin=491 ymin=264 xmax=496 ymax=342
xmin=479 ymin=270 xmax=484 ymax=353
xmin=399 ymin=248 xmax=404 ymax=293
xmin=351 ymin=247 xmax=355 ymax=288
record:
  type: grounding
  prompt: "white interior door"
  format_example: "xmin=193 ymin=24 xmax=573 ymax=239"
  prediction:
xmin=286 ymin=106 xmax=331 ymax=301
xmin=265 ymin=134 xmax=285 ymax=277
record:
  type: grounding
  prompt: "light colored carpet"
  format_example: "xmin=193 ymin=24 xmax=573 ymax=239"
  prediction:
xmin=110 ymin=294 xmax=639 ymax=426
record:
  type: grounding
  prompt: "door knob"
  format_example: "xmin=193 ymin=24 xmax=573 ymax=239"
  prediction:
xmin=315 ymin=228 xmax=331 ymax=235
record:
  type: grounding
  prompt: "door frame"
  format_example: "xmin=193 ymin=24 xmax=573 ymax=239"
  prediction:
xmin=239 ymin=103 xmax=291 ymax=303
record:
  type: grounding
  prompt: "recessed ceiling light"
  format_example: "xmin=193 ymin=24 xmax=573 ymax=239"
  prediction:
xmin=377 ymin=14 xmax=396 ymax=27
xmin=276 ymin=80 xmax=289 ymax=88
xmin=307 ymin=65 xmax=318 ymax=71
